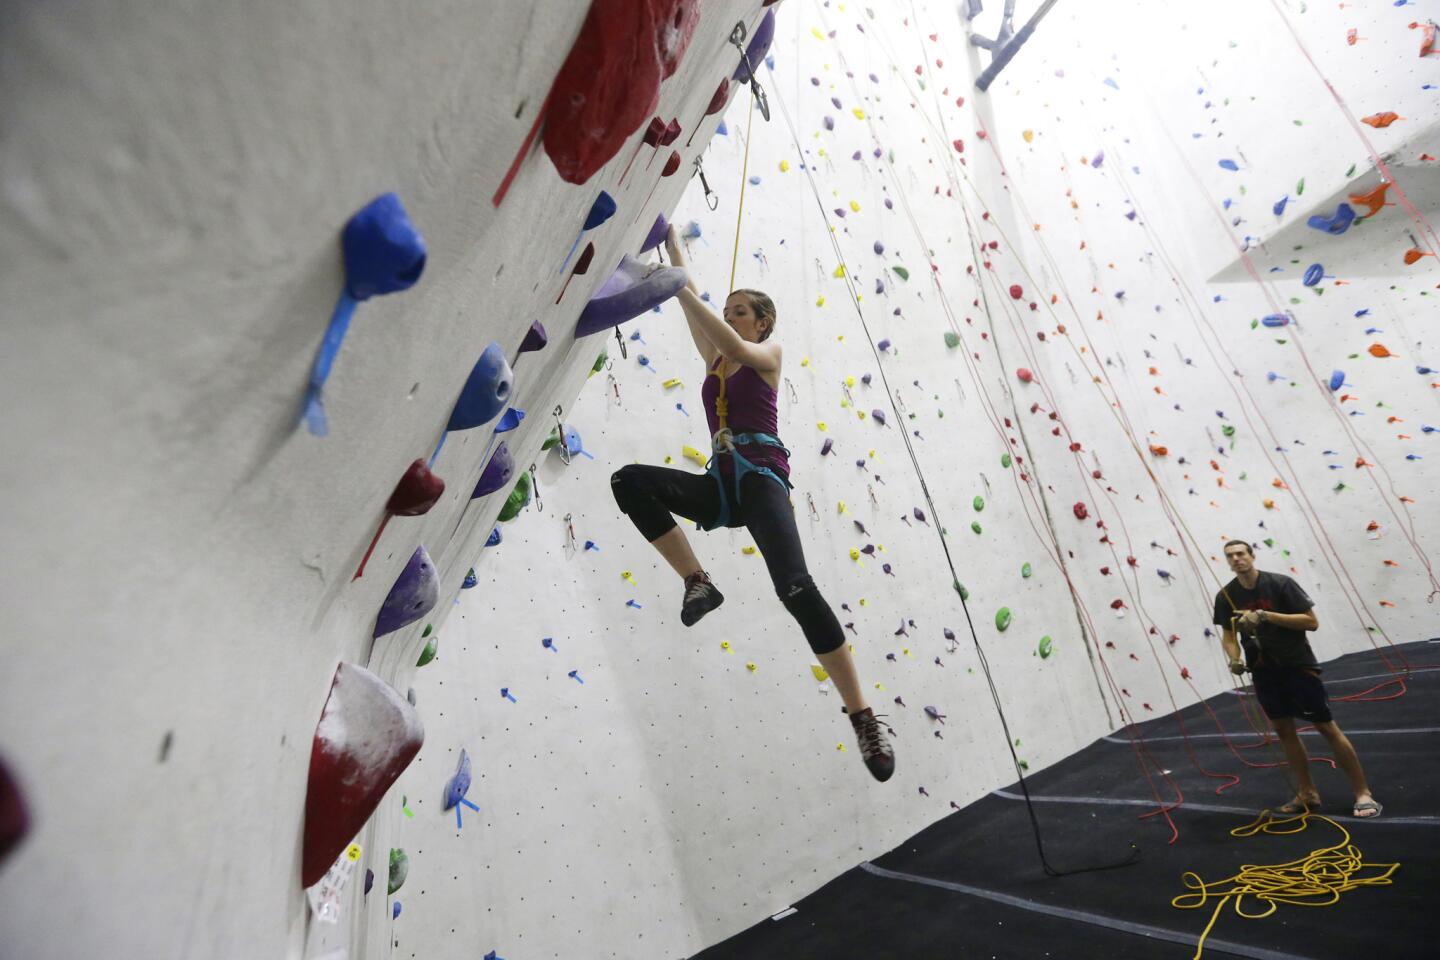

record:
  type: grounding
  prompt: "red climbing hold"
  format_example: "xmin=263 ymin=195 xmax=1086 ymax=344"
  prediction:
xmin=952 ymin=138 xmax=965 ymax=153
xmin=543 ymin=1 xmax=700 ymax=186
xmin=301 ymin=663 xmax=425 ymax=888
xmin=1016 ymin=368 xmax=1034 ymax=383
xmin=0 ymin=756 xmax=29 ymax=866
xmin=1073 ymin=501 xmax=1089 ymax=520
xmin=1009 ymin=284 xmax=1023 ymax=299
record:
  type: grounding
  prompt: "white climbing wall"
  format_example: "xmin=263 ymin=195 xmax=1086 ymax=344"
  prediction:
xmin=1 ymin=2 xmax=1435 ymax=960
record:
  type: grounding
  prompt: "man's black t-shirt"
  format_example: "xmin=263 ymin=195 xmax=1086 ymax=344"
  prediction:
xmin=1212 ymin=571 xmax=1318 ymax=670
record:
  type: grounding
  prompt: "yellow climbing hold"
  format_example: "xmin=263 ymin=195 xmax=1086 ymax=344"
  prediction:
xmin=802 ymin=358 xmax=812 ymax=367
xmin=833 ymin=264 xmax=847 ymax=278
xmin=812 ymin=27 xmax=825 ymax=40
xmin=720 ymin=641 xmax=732 ymax=652
xmin=845 ymin=376 xmax=856 ymax=387
xmin=818 ymin=421 xmax=828 ymax=431
xmin=837 ymin=501 xmax=848 ymax=514
xmin=682 ymin=445 xmax=708 ymax=467
xmin=779 ymin=159 xmax=790 ymax=172
xmin=857 ymin=410 xmax=867 ymax=420
xmin=852 ymin=108 xmax=866 ymax=120
xmin=1023 ymin=129 xmax=1034 ymax=143
xmin=622 ymin=571 xmax=636 ymax=585
xmin=662 ymin=377 xmax=683 ymax=389
xmin=811 ymin=664 xmax=830 ymax=682
xmin=742 ymin=545 xmax=757 ymax=555
xmin=850 ymin=200 xmax=861 ymax=212
xmin=849 ymin=548 xmax=860 ymax=561
xmin=816 ymin=295 xmax=826 ymax=306
xmin=746 ymin=662 xmax=757 ymax=672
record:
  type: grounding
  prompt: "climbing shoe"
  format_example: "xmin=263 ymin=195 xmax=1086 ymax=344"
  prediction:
xmin=846 ymin=707 xmax=896 ymax=782
xmin=680 ymin=570 xmax=724 ymax=626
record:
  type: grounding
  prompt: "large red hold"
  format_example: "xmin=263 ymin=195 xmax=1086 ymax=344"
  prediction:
xmin=543 ymin=0 xmax=701 ymax=185
xmin=301 ymin=663 xmax=424 ymax=888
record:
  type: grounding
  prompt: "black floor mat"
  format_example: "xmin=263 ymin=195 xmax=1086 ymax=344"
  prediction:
xmin=692 ymin=640 xmax=1440 ymax=960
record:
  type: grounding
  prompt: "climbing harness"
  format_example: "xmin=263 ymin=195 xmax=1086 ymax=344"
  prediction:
xmin=696 ymin=358 xmax=792 ymax=532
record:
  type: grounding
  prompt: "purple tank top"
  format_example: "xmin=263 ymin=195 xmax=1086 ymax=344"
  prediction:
xmin=700 ymin=357 xmax=790 ymax=481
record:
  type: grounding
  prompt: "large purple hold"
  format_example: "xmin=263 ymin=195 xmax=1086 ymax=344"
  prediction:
xmin=734 ymin=9 xmax=777 ymax=81
xmin=374 ymin=546 xmax=439 ymax=638
xmin=575 ymin=255 xmax=688 ymax=338
xmin=641 ymin=214 xmax=669 ymax=254
xmin=471 ymin=442 xmax=515 ymax=499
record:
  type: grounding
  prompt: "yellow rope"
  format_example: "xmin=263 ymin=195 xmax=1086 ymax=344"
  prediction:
xmin=714 ymin=83 xmax=757 ymax=432
xmin=1172 ymin=809 xmax=1398 ymax=958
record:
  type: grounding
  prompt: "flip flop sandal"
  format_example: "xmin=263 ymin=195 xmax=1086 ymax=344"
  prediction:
xmin=1352 ymin=800 xmax=1383 ymax=819
xmin=1277 ymin=797 xmax=1320 ymax=814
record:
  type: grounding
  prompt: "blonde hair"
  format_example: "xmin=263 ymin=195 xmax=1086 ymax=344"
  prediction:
xmin=730 ymin=288 xmax=777 ymax=341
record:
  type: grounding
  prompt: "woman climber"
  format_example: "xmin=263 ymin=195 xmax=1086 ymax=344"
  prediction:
xmin=610 ymin=225 xmax=896 ymax=782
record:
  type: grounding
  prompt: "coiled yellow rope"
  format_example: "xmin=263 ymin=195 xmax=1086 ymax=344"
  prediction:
xmin=1173 ymin=809 xmax=1399 ymax=958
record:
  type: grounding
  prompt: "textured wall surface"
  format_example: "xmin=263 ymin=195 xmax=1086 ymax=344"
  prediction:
xmin=1 ymin=1 xmax=1434 ymax=958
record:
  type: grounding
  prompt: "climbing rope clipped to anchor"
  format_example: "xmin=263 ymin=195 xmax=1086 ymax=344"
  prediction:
xmin=1172 ymin=808 xmax=1399 ymax=959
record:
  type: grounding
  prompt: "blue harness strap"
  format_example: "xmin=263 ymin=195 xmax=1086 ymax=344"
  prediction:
xmin=696 ymin=431 xmax=793 ymax=531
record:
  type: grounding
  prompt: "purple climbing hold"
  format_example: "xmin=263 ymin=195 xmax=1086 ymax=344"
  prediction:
xmin=861 ymin=373 xmax=872 ymax=386
xmin=733 ymin=8 xmax=777 ymax=81
xmin=877 ymin=339 xmax=892 ymax=352
xmin=874 ymin=241 xmax=885 ymax=255
xmin=519 ymin=320 xmax=549 ymax=354
xmin=472 ymin=442 xmax=515 ymax=499
xmin=575 ymin=255 xmax=689 ymax=338
xmin=444 ymin=749 xmax=474 ymax=811
xmin=872 ymin=409 xmax=887 ymax=425
xmin=641 ymin=213 xmax=670 ymax=254
xmin=374 ymin=546 xmax=439 ymax=638
xmin=821 ymin=438 xmax=835 ymax=455
xmin=448 ymin=343 xmax=513 ymax=431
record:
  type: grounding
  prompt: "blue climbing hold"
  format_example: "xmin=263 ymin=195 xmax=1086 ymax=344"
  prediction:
xmin=447 ymin=343 xmax=513 ymax=431
xmin=1273 ymin=195 xmax=1289 ymax=216
xmin=1261 ymin=313 xmax=1292 ymax=328
xmin=1328 ymin=370 xmax=1345 ymax=391
xmin=486 ymin=526 xmax=503 ymax=547
xmin=1306 ymin=202 xmax=1356 ymax=235
xmin=1303 ymin=263 xmax=1324 ymax=287
xmin=495 ymin=407 xmax=525 ymax=433
xmin=1218 ymin=159 xmax=1239 ymax=171
xmin=343 ymin=193 xmax=427 ymax=301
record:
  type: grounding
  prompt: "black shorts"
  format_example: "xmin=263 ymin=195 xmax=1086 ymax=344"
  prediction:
xmin=1251 ymin=666 xmax=1332 ymax=724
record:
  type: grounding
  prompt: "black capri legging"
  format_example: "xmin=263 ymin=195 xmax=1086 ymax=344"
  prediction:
xmin=610 ymin=463 xmax=846 ymax=655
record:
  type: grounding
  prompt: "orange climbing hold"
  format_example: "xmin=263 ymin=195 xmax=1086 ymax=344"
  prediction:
xmin=1403 ymin=248 xmax=1435 ymax=265
xmin=1348 ymin=181 xmax=1391 ymax=218
xmin=1360 ymin=111 xmax=1400 ymax=128
xmin=1368 ymin=343 xmax=1396 ymax=358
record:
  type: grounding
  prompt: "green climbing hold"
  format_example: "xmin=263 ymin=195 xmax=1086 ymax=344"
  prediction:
xmin=421 ymin=624 xmax=432 ymax=638
xmin=389 ymin=848 xmax=410 ymax=895
xmin=542 ymin=427 xmax=562 ymax=451
xmin=1038 ymin=635 xmax=1053 ymax=658
xmin=892 ymin=265 xmax=910 ymax=281
xmin=973 ymin=495 xmax=985 ymax=512
xmin=416 ymin=634 xmax=439 ymax=667
xmin=944 ymin=331 xmax=960 ymax=349
xmin=955 ymin=580 xmax=969 ymax=601
xmin=970 ymin=521 xmax=982 ymax=534
xmin=1021 ymin=562 xmax=1032 ymax=579
xmin=1221 ymin=425 xmax=1235 ymax=438
xmin=995 ymin=607 xmax=1012 ymax=631
xmin=1000 ymin=453 xmax=1012 ymax=468
xmin=1295 ymin=176 xmax=1305 ymax=196
xmin=592 ymin=350 xmax=608 ymax=374
xmin=497 ymin=471 xmax=533 ymax=522
xmin=1263 ymin=538 xmax=1276 ymax=548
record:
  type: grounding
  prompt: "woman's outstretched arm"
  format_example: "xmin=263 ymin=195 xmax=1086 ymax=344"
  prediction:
xmin=665 ymin=228 xmax=780 ymax=372
xmin=665 ymin=228 xmax=720 ymax=366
